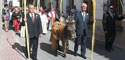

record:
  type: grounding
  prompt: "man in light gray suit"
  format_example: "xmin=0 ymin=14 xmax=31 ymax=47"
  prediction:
xmin=74 ymin=3 xmax=90 ymax=59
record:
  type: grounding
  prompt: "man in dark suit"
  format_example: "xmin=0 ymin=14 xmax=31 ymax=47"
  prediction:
xmin=74 ymin=3 xmax=90 ymax=59
xmin=24 ymin=4 xmax=42 ymax=60
xmin=102 ymin=5 xmax=125 ymax=52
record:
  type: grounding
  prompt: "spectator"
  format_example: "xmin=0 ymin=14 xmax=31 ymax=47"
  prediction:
xmin=39 ymin=9 xmax=48 ymax=34
xmin=2 ymin=4 xmax=10 ymax=32
xmin=56 ymin=8 xmax=60 ymax=19
xmin=60 ymin=12 xmax=66 ymax=24
xmin=48 ymin=8 xmax=58 ymax=30
xmin=12 ymin=7 xmax=21 ymax=32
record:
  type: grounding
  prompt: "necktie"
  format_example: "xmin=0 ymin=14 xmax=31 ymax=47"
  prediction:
xmin=82 ymin=13 xmax=85 ymax=29
xmin=31 ymin=13 xmax=34 ymax=22
xmin=111 ymin=13 xmax=114 ymax=19
xmin=83 ymin=13 xmax=85 ymax=21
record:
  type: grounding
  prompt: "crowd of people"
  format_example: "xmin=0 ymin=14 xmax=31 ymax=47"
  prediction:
xmin=2 ymin=4 xmax=77 ymax=36
xmin=2 ymin=3 xmax=125 ymax=60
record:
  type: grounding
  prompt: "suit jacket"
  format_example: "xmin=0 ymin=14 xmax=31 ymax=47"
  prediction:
xmin=75 ymin=11 xmax=90 ymax=36
xmin=102 ymin=11 xmax=124 ymax=32
xmin=27 ymin=13 xmax=42 ymax=38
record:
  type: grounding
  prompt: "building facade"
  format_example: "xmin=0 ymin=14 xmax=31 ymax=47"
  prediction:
xmin=123 ymin=0 xmax=125 ymax=13
xmin=3 ymin=0 xmax=20 ymax=7
xmin=2 ymin=0 xmax=124 ymax=20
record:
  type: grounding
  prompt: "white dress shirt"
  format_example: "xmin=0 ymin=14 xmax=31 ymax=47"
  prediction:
xmin=29 ymin=13 xmax=35 ymax=19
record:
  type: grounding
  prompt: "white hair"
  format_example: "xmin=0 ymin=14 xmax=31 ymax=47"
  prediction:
xmin=81 ymin=3 xmax=87 ymax=7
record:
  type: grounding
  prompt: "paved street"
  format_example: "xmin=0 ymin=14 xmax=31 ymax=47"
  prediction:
xmin=1 ymin=28 xmax=125 ymax=60
xmin=0 ymin=30 xmax=25 ymax=60
xmin=1 ymin=0 xmax=125 ymax=60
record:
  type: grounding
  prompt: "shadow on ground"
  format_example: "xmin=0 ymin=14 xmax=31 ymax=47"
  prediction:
xmin=86 ymin=37 xmax=125 ymax=60
xmin=40 ymin=36 xmax=125 ymax=60
xmin=7 ymin=39 xmax=27 ymax=59
xmin=40 ymin=42 xmax=83 ymax=58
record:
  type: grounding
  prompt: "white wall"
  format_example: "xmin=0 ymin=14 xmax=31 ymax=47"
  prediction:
xmin=63 ymin=0 xmax=66 ymax=15
xmin=2 ymin=0 xmax=4 ymax=7
xmin=123 ymin=0 xmax=125 ymax=13
xmin=45 ymin=0 xmax=51 ymax=8
xmin=44 ymin=0 xmax=57 ymax=9
xmin=95 ymin=0 xmax=103 ymax=19
xmin=74 ymin=0 xmax=82 ymax=11
xmin=5 ymin=0 xmax=20 ymax=7
xmin=0 ymin=0 xmax=2 ymax=18
xmin=63 ymin=0 xmax=71 ymax=16
xmin=0 ymin=0 xmax=2 ymax=42
xmin=13 ymin=0 xmax=20 ymax=6
xmin=53 ymin=0 xmax=56 ymax=9
xmin=123 ymin=0 xmax=125 ymax=5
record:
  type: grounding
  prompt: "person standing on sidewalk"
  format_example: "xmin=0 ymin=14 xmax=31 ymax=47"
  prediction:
xmin=24 ymin=4 xmax=42 ymax=60
xmin=12 ymin=7 xmax=21 ymax=32
xmin=102 ymin=5 xmax=125 ymax=52
xmin=2 ymin=4 xmax=10 ymax=32
xmin=74 ymin=3 xmax=90 ymax=59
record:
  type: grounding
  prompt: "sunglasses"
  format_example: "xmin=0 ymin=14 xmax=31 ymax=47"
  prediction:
xmin=110 ymin=8 xmax=113 ymax=9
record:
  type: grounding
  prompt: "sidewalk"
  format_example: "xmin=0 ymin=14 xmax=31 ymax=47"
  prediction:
xmin=0 ymin=30 xmax=25 ymax=60
xmin=0 ymin=19 xmax=125 ymax=60
xmin=1 ymin=28 xmax=125 ymax=60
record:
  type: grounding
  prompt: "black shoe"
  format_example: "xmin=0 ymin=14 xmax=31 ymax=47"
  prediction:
xmin=111 ymin=48 xmax=114 ymax=51
xmin=57 ymin=46 xmax=61 ymax=51
xmin=81 ymin=55 xmax=87 ymax=59
xmin=30 ymin=55 xmax=33 ymax=59
xmin=74 ymin=52 xmax=77 ymax=56
xmin=24 ymin=53 xmax=28 ymax=58
xmin=31 ymin=56 xmax=38 ymax=60
xmin=33 ymin=58 xmax=38 ymax=60
xmin=105 ymin=49 xmax=111 ymax=52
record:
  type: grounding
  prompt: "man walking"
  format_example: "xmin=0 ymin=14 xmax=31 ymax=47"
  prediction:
xmin=74 ymin=3 xmax=90 ymax=59
xmin=24 ymin=4 xmax=42 ymax=60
